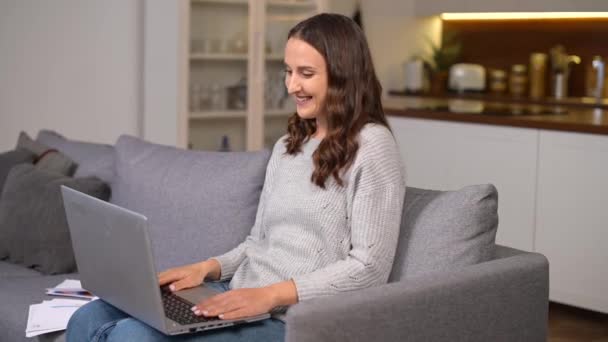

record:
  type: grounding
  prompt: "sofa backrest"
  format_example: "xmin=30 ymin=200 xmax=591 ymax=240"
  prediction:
xmin=36 ymin=130 xmax=115 ymax=184
xmin=65 ymin=132 xmax=497 ymax=279
xmin=110 ymin=135 xmax=270 ymax=271
xmin=389 ymin=184 xmax=499 ymax=282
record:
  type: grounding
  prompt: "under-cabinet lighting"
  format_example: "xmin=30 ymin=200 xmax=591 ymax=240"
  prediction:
xmin=441 ymin=12 xmax=608 ymax=20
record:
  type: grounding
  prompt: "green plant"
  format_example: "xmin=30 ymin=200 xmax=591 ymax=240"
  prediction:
xmin=425 ymin=31 xmax=462 ymax=73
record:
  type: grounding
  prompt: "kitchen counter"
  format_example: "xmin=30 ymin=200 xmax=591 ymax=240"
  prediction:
xmin=384 ymin=96 xmax=608 ymax=135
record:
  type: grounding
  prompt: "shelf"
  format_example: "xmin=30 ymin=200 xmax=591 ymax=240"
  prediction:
xmin=267 ymin=109 xmax=294 ymax=117
xmin=387 ymin=90 xmax=608 ymax=109
xmin=266 ymin=53 xmax=284 ymax=61
xmin=267 ymin=1 xmax=316 ymax=9
xmin=191 ymin=0 xmax=248 ymax=6
xmin=190 ymin=111 xmax=246 ymax=119
xmin=190 ymin=53 xmax=248 ymax=61
xmin=190 ymin=109 xmax=293 ymax=120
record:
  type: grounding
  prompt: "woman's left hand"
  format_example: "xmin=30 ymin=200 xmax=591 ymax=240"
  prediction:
xmin=192 ymin=287 xmax=277 ymax=320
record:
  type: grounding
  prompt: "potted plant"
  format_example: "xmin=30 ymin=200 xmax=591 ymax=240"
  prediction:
xmin=426 ymin=31 xmax=462 ymax=95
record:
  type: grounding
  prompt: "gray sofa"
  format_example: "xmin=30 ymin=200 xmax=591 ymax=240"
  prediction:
xmin=0 ymin=131 xmax=549 ymax=342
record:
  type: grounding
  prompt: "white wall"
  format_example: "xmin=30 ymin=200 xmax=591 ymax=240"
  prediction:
xmin=0 ymin=0 xmax=143 ymax=150
xmin=360 ymin=0 xmax=441 ymax=93
xmin=142 ymin=0 xmax=189 ymax=148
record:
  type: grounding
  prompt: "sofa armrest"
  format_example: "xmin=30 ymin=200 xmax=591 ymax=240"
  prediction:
xmin=285 ymin=247 xmax=548 ymax=342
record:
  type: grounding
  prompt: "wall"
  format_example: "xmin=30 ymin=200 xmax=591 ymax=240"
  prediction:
xmin=0 ymin=0 xmax=143 ymax=150
xmin=142 ymin=0 xmax=188 ymax=148
xmin=360 ymin=0 xmax=441 ymax=93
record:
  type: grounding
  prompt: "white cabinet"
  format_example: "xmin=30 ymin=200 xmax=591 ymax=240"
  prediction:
xmin=186 ymin=0 xmax=320 ymax=151
xmin=535 ymin=130 xmax=608 ymax=313
xmin=388 ymin=116 xmax=539 ymax=251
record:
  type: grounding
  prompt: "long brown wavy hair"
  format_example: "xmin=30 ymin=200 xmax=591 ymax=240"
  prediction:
xmin=284 ymin=13 xmax=390 ymax=189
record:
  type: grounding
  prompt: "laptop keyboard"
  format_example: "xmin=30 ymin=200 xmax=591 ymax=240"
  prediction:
xmin=161 ymin=287 xmax=218 ymax=325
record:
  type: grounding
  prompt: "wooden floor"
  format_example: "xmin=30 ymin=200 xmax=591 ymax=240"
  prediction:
xmin=548 ymin=302 xmax=608 ymax=342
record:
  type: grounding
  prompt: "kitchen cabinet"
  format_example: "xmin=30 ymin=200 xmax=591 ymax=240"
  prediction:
xmin=388 ymin=116 xmax=539 ymax=251
xmin=187 ymin=0 xmax=320 ymax=151
xmin=535 ymin=130 xmax=608 ymax=313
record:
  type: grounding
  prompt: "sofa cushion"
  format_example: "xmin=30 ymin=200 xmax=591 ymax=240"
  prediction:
xmin=0 ymin=260 xmax=41 ymax=278
xmin=111 ymin=135 xmax=270 ymax=271
xmin=0 ymin=273 xmax=78 ymax=342
xmin=36 ymin=130 xmax=115 ymax=184
xmin=0 ymin=148 xmax=36 ymax=193
xmin=389 ymin=184 xmax=498 ymax=282
xmin=17 ymin=132 xmax=76 ymax=176
xmin=0 ymin=164 xmax=111 ymax=274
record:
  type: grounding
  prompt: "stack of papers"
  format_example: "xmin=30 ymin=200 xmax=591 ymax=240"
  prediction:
xmin=26 ymin=299 xmax=88 ymax=337
xmin=45 ymin=279 xmax=96 ymax=300
xmin=25 ymin=279 xmax=96 ymax=337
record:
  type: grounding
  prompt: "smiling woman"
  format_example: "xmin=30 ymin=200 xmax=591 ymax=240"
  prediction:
xmin=66 ymin=13 xmax=406 ymax=342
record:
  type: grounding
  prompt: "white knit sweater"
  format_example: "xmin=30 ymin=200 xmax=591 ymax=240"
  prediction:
xmin=212 ymin=123 xmax=406 ymax=304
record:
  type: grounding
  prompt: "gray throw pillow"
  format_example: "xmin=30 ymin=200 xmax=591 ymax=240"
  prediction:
xmin=36 ymin=130 xmax=115 ymax=184
xmin=16 ymin=132 xmax=76 ymax=176
xmin=389 ymin=184 xmax=499 ymax=282
xmin=0 ymin=164 xmax=110 ymax=275
xmin=0 ymin=148 xmax=35 ymax=194
xmin=111 ymin=135 xmax=270 ymax=271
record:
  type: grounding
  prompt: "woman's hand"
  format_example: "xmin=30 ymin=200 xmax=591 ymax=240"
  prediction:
xmin=192 ymin=287 xmax=276 ymax=320
xmin=191 ymin=280 xmax=298 ymax=320
xmin=158 ymin=259 xmax=221 ymax=292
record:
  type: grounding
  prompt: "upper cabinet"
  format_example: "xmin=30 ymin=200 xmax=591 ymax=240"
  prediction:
xmin=186 ymin=0 xmax=321 ymax=152
xmin=414 ymin=0 xmax=608 ymax=16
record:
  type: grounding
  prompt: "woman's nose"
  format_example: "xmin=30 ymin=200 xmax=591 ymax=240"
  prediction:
xmin=286 ymin=76 xmax=301 ymax=94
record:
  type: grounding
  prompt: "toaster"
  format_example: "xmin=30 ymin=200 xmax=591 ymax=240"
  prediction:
xmin=449 ymin=63 xmax=486 ymax=92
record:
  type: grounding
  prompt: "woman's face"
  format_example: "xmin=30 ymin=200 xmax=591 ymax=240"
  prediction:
xmin=284 ymin=38 xmax=328 ymax=121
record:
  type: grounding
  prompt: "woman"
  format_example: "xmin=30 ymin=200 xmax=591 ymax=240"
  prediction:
xmin=67 ymin=13 xmax=406 ymax=342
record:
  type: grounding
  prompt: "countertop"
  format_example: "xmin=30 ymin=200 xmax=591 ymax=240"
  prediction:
xmin=383 ymin=96 xmax=608 ymax=136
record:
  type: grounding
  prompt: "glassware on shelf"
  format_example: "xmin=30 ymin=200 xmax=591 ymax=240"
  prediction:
xmin=199 ymin=85 xmax=212 ymax=110
xmin=509 ymin=64 xmax=528 ymax=98
xmin=227 ymin=78 xmax=247 ymax=110
xmin=218 ymin=135 xmax=231 ymax=152
xmin=210 ymin=83 xmax=225 ymax=110
xmin=189 ymin=83 xmax=201 ymax=112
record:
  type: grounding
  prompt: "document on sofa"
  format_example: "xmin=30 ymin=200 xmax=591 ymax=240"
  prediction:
xmin=25 ymin=279 xmax=96 ymax=337
xmin=26 ymin=298 xmax=88 ymax=337
xmin=46 ymin=279 xmax=95 ymax=300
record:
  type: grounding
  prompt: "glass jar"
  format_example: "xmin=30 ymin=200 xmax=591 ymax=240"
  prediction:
xmin=509 ymin=64 xmax=528 ymax=98
xmin=529 ymin=53 xmax=548 ymax=99
xmin=489 ymin=69 xmax=507 ymax=94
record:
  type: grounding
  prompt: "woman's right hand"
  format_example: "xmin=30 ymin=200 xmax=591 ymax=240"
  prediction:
xmin=158 ymin=259 xmax=221 ymax=292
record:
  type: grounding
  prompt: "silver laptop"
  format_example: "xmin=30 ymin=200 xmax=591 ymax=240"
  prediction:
xmin=61 ymin=186 xmax=270 ymax=335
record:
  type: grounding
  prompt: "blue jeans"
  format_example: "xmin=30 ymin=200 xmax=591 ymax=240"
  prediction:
xmin=66 ymin=281 xmax=285 ymax=342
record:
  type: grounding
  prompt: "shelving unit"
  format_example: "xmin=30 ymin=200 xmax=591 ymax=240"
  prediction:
xmin=185 ymin=0 xmax=320 ymax=151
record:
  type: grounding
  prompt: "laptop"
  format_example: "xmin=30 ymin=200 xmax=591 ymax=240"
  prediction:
xmin=61 ymin=186 xmax=270 ymax=335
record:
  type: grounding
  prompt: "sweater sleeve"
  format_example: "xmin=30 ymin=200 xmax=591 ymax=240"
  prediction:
xmin=292 ymin=127 xmax=406 ymax=301
xmin=211 ymin=138 xmax=285 ymax=280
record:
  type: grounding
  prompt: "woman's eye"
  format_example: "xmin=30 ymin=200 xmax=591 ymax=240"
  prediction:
xmin=301 ymin=73 xmax=313 ymax=78
xmin=284 ymin=69 xmax=292 ymax=75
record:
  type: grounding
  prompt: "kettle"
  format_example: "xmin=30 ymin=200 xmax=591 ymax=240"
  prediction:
xmin=403 ymin=57 xmax=430 ymax=93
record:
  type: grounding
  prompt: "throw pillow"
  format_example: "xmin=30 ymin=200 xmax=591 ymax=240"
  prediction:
xmin=111 ymin=135 xmax=270 ymax=271
xmin=36 ymin=130 xmax=115 ymax=184
xmin=0 ymin=164 xmax=110 ymax=275
xmin=16 ymin=132 xmax=77 ymax=176
xmin=389 ymin=184 xmax=499 ymax=282
xmin=0 ymin=148 xmax=35 ymax=194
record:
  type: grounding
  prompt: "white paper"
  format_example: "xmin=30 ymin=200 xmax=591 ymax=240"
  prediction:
xmin=54 ymin=279 xmax=83 ymax=289
xmin=45 ymin=279 xmax=96 ymax=300
xmin=25 ymin=298 xmax=88 ymax=337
